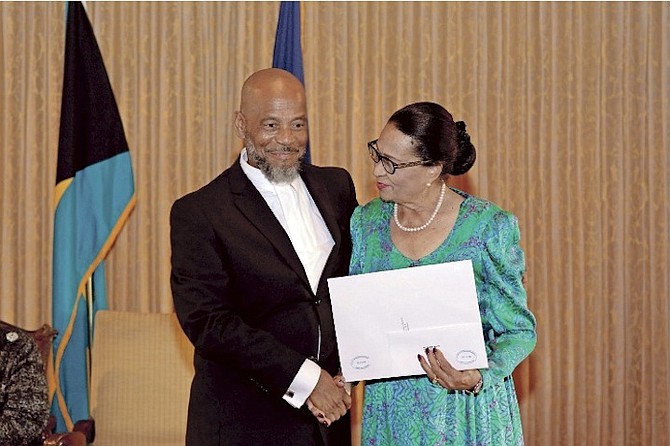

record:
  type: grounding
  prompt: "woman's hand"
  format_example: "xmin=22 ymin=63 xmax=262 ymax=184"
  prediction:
xmin=418 ymin=347 xmax=482 ymax=391
xmin=306 ymin=374 xmax=349 ymax=427
xmin=306 ymin=398 xmax=332 ymax=427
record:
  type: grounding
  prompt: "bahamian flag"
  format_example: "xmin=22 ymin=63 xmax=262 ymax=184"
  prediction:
xmin=52 ymin=1 xmax=136 ymax=431
xmin=272 ymin=1 xmax=310 ymax=163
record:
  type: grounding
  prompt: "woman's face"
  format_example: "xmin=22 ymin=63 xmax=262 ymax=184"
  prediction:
xmin=372 ymin=123 xmax=438 ymax=205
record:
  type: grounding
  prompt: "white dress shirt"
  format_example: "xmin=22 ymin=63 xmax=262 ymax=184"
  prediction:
xmin=239 ymin=149 xmax=334 ymax=408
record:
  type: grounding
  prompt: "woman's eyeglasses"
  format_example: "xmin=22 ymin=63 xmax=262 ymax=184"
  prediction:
xmin=367 ymin=140 xmax=431 ymax=174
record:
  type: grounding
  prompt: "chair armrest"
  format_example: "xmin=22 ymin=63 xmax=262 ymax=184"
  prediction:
xmin=37 ymin=416 xmax=94 ymax=446
xmin=73 ymin=419 xmax=95 ymax=443
xmin=42 ymin=431 xmax=86 ymax=446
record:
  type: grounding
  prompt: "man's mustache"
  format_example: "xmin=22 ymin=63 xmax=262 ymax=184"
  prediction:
xmin=267 ymin=146 xmax=300 ymax=154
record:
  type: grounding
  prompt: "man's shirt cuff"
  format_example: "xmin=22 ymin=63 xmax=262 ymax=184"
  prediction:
xmin=282 ymin=359 xmax=321 ymax=408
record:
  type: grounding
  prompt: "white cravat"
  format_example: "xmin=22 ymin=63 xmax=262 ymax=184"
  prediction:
xmin=274 ymin=181 xmax=334 ymax=294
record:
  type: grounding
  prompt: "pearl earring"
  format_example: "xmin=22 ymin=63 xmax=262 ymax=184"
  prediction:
xmin=426 ymin=182 xmax=432 ymax=188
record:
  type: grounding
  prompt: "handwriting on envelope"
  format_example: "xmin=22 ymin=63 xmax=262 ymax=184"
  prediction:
xmin=328 ymin=260 xmax=489 ymax=382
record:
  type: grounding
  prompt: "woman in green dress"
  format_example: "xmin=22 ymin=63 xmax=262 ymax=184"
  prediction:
xmin=350 ymin=102 xmax=537 ymax=445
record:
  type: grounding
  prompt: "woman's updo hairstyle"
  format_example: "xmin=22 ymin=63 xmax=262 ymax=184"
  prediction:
xmin=388 ymin=101 xmax=476 ymax=176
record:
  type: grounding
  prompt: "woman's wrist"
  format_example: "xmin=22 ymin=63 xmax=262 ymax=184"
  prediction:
xmin=464 ymin=370 xmax=483 ymax=395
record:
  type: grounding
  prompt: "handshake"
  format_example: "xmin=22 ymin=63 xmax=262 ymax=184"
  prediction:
xmin=305 ymin=369 xmax=352 ymax=427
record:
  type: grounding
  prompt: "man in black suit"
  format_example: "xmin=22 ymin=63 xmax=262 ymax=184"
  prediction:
xmin=170 ymin=68 xmax=357 ymax=446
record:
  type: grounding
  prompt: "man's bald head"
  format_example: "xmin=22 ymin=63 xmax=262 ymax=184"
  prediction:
xmin=239 ymin=68 xmax=306 ymax=116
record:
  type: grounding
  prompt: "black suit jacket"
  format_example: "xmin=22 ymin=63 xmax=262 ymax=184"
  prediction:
xmin=170 ymin=158 xmax=357 ymax=446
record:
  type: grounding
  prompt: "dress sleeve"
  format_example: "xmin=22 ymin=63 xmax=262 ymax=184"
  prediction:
xmin=477 ymin=211 xmax=537 ymax=389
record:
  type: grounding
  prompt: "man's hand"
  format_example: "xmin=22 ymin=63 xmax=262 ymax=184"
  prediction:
xmin=306 ymin=370 xmax=351 ymax=425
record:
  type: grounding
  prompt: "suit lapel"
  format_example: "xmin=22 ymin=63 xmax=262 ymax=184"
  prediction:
xmin=301 ymin=166 xmax=342 ymax=248
xmin=229 ymin=161 xmax=311 ymax=290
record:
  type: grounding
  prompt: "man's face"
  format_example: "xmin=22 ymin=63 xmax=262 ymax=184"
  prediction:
xmin=238 ymin=94 xmax=308 ymax=183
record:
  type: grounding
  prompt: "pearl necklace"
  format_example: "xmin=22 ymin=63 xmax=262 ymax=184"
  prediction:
xmin=393 ymin=181 xmax=447 ymax=232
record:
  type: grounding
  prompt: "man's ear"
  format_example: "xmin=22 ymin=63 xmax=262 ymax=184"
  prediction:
xmin=233 ymin=111 xmax=246 ymax=139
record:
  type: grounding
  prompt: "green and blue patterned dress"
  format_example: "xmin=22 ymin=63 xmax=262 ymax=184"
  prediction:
xmin=350 ymin=189 xmax=537 ymax=446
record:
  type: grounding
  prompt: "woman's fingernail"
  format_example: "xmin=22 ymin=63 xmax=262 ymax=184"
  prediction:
xmin=417 ymin=354 xmax=422 ymax=361
xmin=317 ymin=413 xmax=324 ymax=418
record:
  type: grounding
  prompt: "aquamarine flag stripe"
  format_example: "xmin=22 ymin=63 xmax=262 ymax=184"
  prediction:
xmin=50 ymin=264 xmax=108 ymax=429
xmin=52 ymin=152 xmax=134 ymax=428
xmin=51 ymin=289 xmax=90 ymax=426
xmin=52 ymin=152 xmax=132 ymax=324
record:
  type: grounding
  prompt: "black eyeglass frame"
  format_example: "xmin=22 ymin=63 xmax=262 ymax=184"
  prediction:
xmin=367 ymin=139 xmax=432 ymax=174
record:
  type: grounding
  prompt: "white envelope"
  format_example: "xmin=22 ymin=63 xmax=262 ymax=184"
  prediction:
xmin=327 ymin=260 xmax=489 ymax=382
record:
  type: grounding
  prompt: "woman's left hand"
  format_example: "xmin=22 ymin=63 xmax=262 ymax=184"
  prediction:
xmin=418 ymin=347 xmax=481 ymax=391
